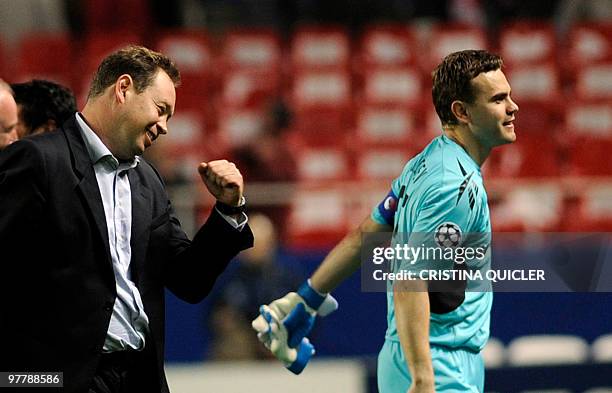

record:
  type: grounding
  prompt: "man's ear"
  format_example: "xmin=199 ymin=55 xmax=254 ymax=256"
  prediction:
xmin=115 ymin=74 xmax=133 ymax=103
xmin=450 ymin=100 xmax=470 ymax=125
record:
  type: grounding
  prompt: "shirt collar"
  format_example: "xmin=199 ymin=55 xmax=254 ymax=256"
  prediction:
xmin=75 ymin=113 xmax=139 ymax=170
xmin=440 ymin=134 xmax=481 ymax=173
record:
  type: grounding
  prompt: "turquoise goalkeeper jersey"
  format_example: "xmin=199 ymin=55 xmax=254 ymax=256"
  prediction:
xmin=371 ymin=134 xmax=492 ymax=352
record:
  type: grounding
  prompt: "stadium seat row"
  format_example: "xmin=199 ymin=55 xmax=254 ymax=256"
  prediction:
xmin=2 ymin=23 xmax=611 ymax=131
xmin=277 ymin=180 xmax=612 ymax=247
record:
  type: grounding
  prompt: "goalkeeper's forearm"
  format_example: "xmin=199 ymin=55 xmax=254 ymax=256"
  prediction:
xmin=311 ymin=216 xmax=391 ymax=293
xmin=252 ymin=216 xmax=391 ymax=372
xmin=394 ymin=280 xmax=434 ymax=388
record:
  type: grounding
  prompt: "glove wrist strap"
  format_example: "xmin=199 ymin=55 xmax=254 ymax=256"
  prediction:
xmin=297 ymin=280 xmax=326 ymax=310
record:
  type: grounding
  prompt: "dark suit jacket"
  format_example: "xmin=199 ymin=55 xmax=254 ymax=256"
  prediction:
xmin=0 ymin=116 xmax=254 ymax=393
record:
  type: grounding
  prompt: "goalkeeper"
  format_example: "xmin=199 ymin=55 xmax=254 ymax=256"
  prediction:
xmin=253 ymin=49 xmax=519 ymax=392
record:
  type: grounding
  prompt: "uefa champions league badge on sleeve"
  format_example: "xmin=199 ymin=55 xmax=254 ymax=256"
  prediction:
xmin=435 ymin=222 xmax=462 ymax=248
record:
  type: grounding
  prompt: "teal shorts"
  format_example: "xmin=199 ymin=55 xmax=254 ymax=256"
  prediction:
xmin=377 ymin=339 xmax=484 ymax=393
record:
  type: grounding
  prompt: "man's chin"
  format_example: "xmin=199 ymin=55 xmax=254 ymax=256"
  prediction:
xmin=500 ymin=129 xmax=517 ymax=144
xmin=119 ymin=146 xmax=143 ymax=160
xmin=490 ymin=134 xmax=515 ymax=149
xmin=135 ymin=141 xmax=146 ymax=155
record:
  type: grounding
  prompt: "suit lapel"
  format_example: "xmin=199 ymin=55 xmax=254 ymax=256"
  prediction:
xmin=63 ymin=117 xmax=112 ymax=267
xmin=128 ymin=168 xmax=152 ymax=288
xmin=64 ymin=116 xmax=153 ymax=288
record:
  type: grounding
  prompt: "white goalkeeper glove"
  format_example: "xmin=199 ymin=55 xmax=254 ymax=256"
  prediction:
xmin=252 ymin=280 xmax=338 ymax=373
xmin=253 ymin=280 xmax=338 ymax=348
xmin=254 ymin=304 xmax=315 ymax=374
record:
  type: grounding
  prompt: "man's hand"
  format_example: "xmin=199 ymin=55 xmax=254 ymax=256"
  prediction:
xmin=198 ymin=160 xmax=243 ymax=206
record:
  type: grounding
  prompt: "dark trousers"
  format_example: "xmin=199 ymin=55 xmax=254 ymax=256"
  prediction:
xmin=88 ymin=351 xmax=148 ymax=393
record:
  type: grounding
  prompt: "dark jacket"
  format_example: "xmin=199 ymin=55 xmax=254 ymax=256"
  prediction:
xmin=0 ymin=116 xmax=253 ymax=392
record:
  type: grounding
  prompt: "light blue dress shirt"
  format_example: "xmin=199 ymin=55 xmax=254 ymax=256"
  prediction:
xmin=76 ymin=113 xmax=149 ymax=352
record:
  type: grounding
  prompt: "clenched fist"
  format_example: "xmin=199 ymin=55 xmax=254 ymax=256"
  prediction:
xmin=198 ymin=160 xmax=243 ymax=206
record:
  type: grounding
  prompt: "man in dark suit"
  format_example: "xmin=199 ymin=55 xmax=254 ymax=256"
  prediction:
xmin=0 ymin=46 xmax=253 ymax=393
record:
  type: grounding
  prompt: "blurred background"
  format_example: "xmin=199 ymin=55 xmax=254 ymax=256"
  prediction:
xmin=1 ymin=0 xmax=611 ymax=391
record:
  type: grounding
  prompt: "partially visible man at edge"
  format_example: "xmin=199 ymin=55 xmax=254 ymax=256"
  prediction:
xmin=0 ymin=78 xmax=18 ymax=149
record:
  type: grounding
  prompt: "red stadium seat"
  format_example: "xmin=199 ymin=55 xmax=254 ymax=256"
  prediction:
xmin=578 ymin=184 xmax=612 ymax=231
xmin=173 ymin=74 xmax=215 ymax=135
xmin=291 ymin=69 xmax=352 ymax=143
xmin=488 ymin=134 xmax=561 ymax=178
xmin=174 ymin=73 xmax=211 ymax=110
xmin=564 ymin=23 xmax=612 ymax=88
xmin=163 ymin=110 xmax=209 ymax=156
xmin=148 ymin=109 xmax=219 ymax=183
xmin=510 ymin=102 xmax=563 ymax=136
xmin=156 ymin=30 xmax=215 ymax=118
xmin=295 ymin=147 xmax=351 ymax=181
xmin=155 ymin=30 xmax=212 ymax=76
xmin=292 ymin=70 xmax=351 ymax=107
xmin=499 ymin=22 xmax=557 ymax=66
xmin=574 ymin=63 xmax=612 ymax=100
xmin=490 ymin=184 xmax=563 ymax=232
xmin=83 ymin=0 xmax=151 ymax=36
xmin=567 ymin=23 xmax=612 ymax=69
xmin=218 ymin=29 xmax=284 ymax=113
xmin=15 ymin=33 xmax=74 ymax=88
xmin=355 ymin=104 xmax=420 ymax=146
xmin=505 ymin=63 xmax=561 ymax=103
xmin=359 ymin=24 xmax=418 ymax=68
xmin=291 ymin=108 xmax=354 ymax=146
xmin=355 ymin=102 xmax=434 ymax=151
xmin=292 ymin=26 xmax=350 ymax=70
xmin=221 ymin=70 xmax=281 ymax=108
xmin=222 ymin=29 xmax=282 ymax=72
xmin=217 ymin=106 xmax=266 ymax=148
xmin=355 ymin=147 xmax=414 ymax=181
xmin=362 ymin=66 xmax=423 ymax=106
xmin=565 ymin=100 xmax=612 ymax=138
xmin=287 ymin=182 xmax=393 ymax=249
xmin=505 ymin=63 xmax=562 ymax=134
xmin=564 ymin=184 xmax=612 ymax=231
xmin=426 ymin=24 xmax=488 ymax=70
xmin=287 ymin=186 xmax=349 ymax=249
xmin=565 ymin=135 xmax=612 ymax=176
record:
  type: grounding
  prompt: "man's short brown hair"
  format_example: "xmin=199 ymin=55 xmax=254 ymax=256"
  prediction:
xmin=432 ymin=50 xmax=503 ymax=126
xmin=87 ymin=45 xmax=181 ymax=99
